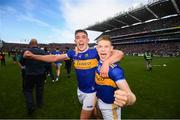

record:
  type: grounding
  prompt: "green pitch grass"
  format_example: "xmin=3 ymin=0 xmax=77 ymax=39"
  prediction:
xmin=0 ymin=55 xmax=180 ymax=119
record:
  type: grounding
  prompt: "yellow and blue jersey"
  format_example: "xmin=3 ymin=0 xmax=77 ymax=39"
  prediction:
xmin=66 ymin=48 xmax=99 ymax=93
xmin=95 ymin=61 xmax=125 ymax=104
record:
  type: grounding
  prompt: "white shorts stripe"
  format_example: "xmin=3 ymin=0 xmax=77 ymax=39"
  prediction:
xmin=97 ymin=98 xmax=121 ymax=120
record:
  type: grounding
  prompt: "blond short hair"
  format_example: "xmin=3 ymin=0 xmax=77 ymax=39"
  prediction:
xmin=97 ymin=35 xmax=112 ymax=45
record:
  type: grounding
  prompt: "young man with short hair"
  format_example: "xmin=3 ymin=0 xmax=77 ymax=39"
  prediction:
xmin=95 ymin=35 xmax=136 ymax=119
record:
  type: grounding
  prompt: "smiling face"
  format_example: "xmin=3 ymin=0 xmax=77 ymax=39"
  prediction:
xmin=97 ymin=37 xmax=113 ymax=62
xmin=74 ymin=31 xmax=89 ymax=52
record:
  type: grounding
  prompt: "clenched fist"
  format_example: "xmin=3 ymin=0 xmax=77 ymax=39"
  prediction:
xmin=23 ymin=51 xmax=33 ymax=58
xmin=114 ymin=89 xmax=136 ymax=107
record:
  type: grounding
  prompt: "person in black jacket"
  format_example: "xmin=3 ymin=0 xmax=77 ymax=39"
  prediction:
xmin=64 ymin=47 xmax=72 ymax=78
xmin=17 ymin=50 xmax=26 ymax=92
xmin=23 ymin=39 xmax=46 ymax=114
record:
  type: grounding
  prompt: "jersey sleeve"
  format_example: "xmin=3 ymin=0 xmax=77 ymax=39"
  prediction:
xmin=66 ymin=49 xmax=75 ymax=59
xmin=94 ymin=47 xmax=99 ymax=60
xmin=109 ymin=67 xmax=125 ymax=82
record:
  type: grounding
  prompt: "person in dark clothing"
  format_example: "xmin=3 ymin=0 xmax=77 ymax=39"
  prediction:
xmin=8 ymin=50 xmax=11 ymax=57
xmin=11 ymin=50 xmax=17 ymax=64
xmin=64 ymin=47 xmax=72 ymax=78
xmin=23 ymin=39 xmax=46 ymax=114
xmin=44 ymin=47 xmax=54 ymax=82
xmin=0 ymin=51 xmax=6 ymax=66
xmin=17 ymin=50 xmax=26 ymax=91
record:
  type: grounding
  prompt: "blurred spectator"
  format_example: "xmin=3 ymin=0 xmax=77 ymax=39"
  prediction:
xmin=0 ymin=51 xmax=6 ymax=66
xmin=144 ymin=50 xmax=153 ymax=71
xmin=64 ymin=47 xmax=72 ymax=78
xmin=51 ymin=48 xmax=62 ymax=82
xmin=17 ymin=50 xmax=26 ymax=91
xmin=44 ymin=47 xmax=55 ymax=83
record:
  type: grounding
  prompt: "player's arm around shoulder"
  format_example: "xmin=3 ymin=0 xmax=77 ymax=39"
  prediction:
xmin=111 ymin=49 xmax=124 ymax=62
xmin=105 ymin=49 xmax=124 ymax=65
xmin=100 ymin=50 xmax=124 ymax=78
xmin=114 ymin=80 xmax=136 ymax=107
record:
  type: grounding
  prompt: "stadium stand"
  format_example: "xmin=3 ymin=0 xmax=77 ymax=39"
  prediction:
xmin=86 ymin=0 xmax=180 ymax=57
xmin=1 ymin=42 xmax=95 ymax=55
xmin=1 ymin=43 xmax=75 ymax=54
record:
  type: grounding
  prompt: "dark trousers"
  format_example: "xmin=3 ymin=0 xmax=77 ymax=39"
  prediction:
xmin=24 ymin=74 xmax=45 ymax=110
xmin=21 ymin=69 xmax=25 ymax=91
xmin=46 ymin=64 xmax=54 ymax=80
xmin=1 ymin=59 xmax=5 ymax=66
xmin=65 ymin=61 xmax=72 ymax=75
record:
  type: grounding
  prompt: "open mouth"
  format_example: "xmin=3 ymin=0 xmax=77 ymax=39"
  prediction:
xmin=79 ymin=43 xmax=84 ymax=48
xmin=100 ymin=53 xmax=107 ymax=58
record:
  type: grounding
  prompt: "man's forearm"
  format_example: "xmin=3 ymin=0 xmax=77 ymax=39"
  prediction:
xmin=106 ymin=50 xmax=124 ymax=65
xmin=31 ymin=54 xmax=67 ymax=63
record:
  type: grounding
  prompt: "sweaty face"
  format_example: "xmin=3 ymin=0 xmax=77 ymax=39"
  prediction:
xmin=75 ymin=32 xmax=89 ymax=52
xmin=97 ymin=40 xmax=113 ymax=62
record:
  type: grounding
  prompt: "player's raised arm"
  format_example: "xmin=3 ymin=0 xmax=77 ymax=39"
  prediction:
xmin=23 ymin=50 xmax=68 ymax=63
xmin=114 ymin=81 xmax=136 ymax=107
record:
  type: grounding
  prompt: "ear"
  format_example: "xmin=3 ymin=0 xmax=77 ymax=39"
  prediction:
xmin=111 ymin=46 xmax=114 ymax=51
xmin=74 ymin=39 xmax=77 ymax=43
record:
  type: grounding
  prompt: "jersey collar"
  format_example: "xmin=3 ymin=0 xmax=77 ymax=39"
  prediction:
xmin=78 ymin=46 xmax=89 ymax=53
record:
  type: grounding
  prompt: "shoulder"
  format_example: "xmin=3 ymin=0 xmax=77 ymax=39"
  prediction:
xmin=30 ymin=47 xmax=46 ymax=55
xmin=66 ymin=49 xmax=75 ymax=57
xmin=67 ymin=49 xmax=75 ymax=53
xmin=87 ymin=47 xmax=98 ymax=56
xmin=109 ymin=64 xmax=124 ymax=78
xmin=88 ymin=47 xmax=96 ymax=51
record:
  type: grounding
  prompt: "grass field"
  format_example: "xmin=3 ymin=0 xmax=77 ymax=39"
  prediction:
xmin=0 ymin=55 xmax=180 ymax=119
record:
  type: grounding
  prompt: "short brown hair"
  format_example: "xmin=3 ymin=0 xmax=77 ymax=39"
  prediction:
xmin=97 ymin=35 xmax=112 ymax=45
xmin=75 ymin=29 xmax=88 ymax=36
xmin=29 ymin=38 xmax=38 ymax=45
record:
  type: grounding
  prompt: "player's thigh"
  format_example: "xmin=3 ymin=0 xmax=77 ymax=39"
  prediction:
xmin=77 ymin=89 xmax=96 ymax=111
xmin=83 ymin=92 xmax=96 ymax=110
xmin=101 ymin=108 xmax=121 ymax=120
